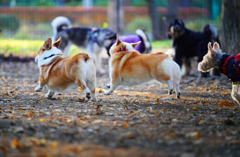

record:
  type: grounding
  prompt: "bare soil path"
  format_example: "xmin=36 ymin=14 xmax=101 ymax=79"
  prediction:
xmin=0 ymin=60 xmax=240 ymax=157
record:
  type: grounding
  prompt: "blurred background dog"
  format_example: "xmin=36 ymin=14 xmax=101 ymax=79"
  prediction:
xmin=51 ymin=16 xmax=117 ymax=74
xmin=167 ymin=18 xmax=221 ymax=77
xmin=104 ymin=29 xmax=152 ymax=56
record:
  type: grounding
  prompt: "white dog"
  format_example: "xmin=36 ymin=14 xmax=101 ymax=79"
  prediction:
xmin=35 ymin=37 xmax=97 ymax=101
xmin=198 ymin=42 xmax=240 ymax=105
xmin=105 ymin=36 xmax=182 ymax=99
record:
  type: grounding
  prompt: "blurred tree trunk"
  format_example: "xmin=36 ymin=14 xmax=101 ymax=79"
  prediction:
xmin=145 ymin=0 xmax=161 ymax=40
xmin=108 ymin=0 xmax=124 ymax=34
xmin=221 ymin=0 xmax=240 ymax=55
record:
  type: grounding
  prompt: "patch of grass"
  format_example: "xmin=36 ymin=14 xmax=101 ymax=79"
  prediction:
xmin=0 ymin=38 xmax=171 ymax=57
xmin=151 ymin=40 xmax=171 ymax=49
xmin=0 ymin=38 xmax=86 ymax=56
xmin=0 ymin=38 xmax=43 ymax=56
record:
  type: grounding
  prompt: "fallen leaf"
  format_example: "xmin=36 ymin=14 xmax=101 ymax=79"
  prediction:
xmin=11 ymin=139 xmax=20 ymax=149
xmin=50 ymin=142 xmax=58 ymax=148
xmin=162 ymin=107 xmax=167 ymax=111
xmin=122 ymin=121 xmax=128 ymax=128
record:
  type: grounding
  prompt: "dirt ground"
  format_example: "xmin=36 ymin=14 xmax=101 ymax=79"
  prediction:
xmin=0 ymin=56 xmax=240 ymax=157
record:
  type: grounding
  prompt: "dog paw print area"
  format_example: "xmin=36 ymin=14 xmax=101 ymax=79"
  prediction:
xmin=0 ymin=61 xmax=240 ymax=157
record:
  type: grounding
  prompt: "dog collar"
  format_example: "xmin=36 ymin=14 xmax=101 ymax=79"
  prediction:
xmin=117 ymin=47 xmax=128 ymax=52
xmin=44 ymin=54 xmax=60 ymax=60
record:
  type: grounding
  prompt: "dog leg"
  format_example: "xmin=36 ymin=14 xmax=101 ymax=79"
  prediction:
xmin=182 ymin=58 xmax=191 ymax=76
xmin=173 ymin=82 xmax=181 ymax=99
xmin=86 ymin=80 xmax=97 ymax=102
xmin=105 ymin=71 xmax=120 ymax=95
xmin=167 ymin=79 xmax=174 ymax=95
xmin=46 ymin=90 xmax=55 ymax=99
xmin=83 ymin=88 xmax=91 ymax=100
xmin=75 ymin=79 xmax=90 ymax=100
xmin=63 ymin=42 xmax=72 ymax=57
xmin=106 ymin=83 xmax=111 ymax=88
xmin=104 ymin=82 xmax=119 ymax=95
xmin=231 ymin=84 xmax=240 ymax=105
xmin=35 ymin=80 xmax=45 ymax=92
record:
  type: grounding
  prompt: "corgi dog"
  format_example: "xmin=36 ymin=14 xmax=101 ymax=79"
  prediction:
xmin=105 ymin=36 xmax=182 ymax=99
xmin=34 ymin=37 xmax=97 ymax=101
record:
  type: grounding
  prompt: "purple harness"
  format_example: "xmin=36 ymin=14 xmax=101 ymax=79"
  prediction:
xmin=114 ymin=35 xmax=142 ymax=52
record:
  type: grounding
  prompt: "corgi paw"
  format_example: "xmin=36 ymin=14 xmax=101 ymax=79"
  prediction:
xmin=46 ymin=94 xmax=53 ymax=99
xmin=106 ymin=84 xmax=111 ymax=88
xmin=35 ymin=87 xmax=42 ymax=92
xmin=86 ymin=92 xmax=91 ymax=99
xmin=90 ymin=96 xmax=97 ymax=102
xmin=104 ymin=91 xmax=112 ymax=95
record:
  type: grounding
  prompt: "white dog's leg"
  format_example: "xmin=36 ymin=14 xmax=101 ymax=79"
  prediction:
xmin=86 ymin=80 xmax=97 ymax=102
xmin=35 ymin=84 xmax=45 ymax=92
xmin=83 ymin=88 xmax=91 ymax=100
xmin=231 ymin=84 xmax=240 ymax=105
xmin=86 ymin=45 xmax=94 ymax=61
xmin=173 ymin=82 xmax=181 ymax=99
xmin=63 ymin=42 xmax=72 ymax=57
xmin=167 ymin=79 xmax=174 ymax=95
xmin=46 ymin=90 xmax=55 ymax=99
xmin=94 ymin=48 xmax=106 ymax=74
xmin=104 ymin=82 xmax=119 ymax=95
xmin=106 ymin=83 xmax=111 ymax=88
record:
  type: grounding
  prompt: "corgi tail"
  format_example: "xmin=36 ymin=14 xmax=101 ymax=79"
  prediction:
xmin=51 ymin=16 xmax=72 ymax=42
xmin=172 ymin=61 xmax=182 ymax=82
xmin=135 ymin=29 xmax=152 ymax=53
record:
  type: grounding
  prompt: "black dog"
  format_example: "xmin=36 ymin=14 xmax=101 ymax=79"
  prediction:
xmin=167 ymin=19 xmax=221 ymax=77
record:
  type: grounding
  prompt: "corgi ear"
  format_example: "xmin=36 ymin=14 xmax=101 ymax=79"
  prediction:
xmin=208 ymin=42 xmax=216 ymax=58
xmin=43 ymin=38 xmax=52 ymax=50
xmin=131 ymin=41 xmax=141 ymax=49
xmin=116 ymin=35 xmax=122 ymax=46
xmin=53 ymin=37 xmax=61 ymax=48
xmin=213 ymin=42 xmax=221 ymax=51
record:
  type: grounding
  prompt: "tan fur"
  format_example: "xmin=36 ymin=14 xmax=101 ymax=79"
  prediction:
xmin=106 ymin=36 xmax=182 ymax=98
xmin=35 ymin=38 xmax=97 ymax=101
xmin=111 ymin=51 xmax=171 ymax=81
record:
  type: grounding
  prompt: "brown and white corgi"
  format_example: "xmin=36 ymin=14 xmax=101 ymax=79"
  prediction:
xmin=105 ymin=36 xmax=182 ymax=99
xmin=34 ymin=37 xmax=97 ymax=101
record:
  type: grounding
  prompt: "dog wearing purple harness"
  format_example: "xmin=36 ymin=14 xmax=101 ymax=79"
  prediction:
xmin=104 ymin=29 xmax=152 ymax=56
xmin=198 ymin=42 xmax=240 ymax=105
